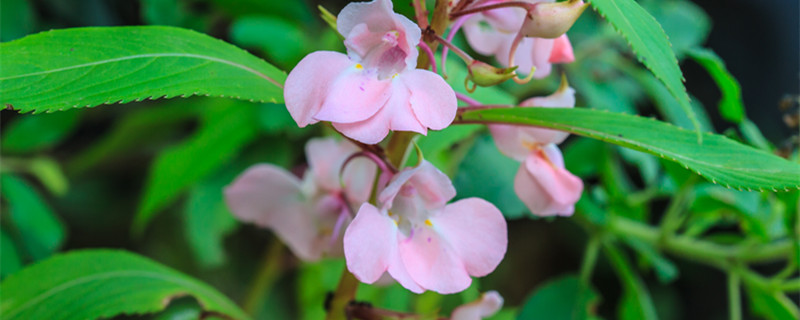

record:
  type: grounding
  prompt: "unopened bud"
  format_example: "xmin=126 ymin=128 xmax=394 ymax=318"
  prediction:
xmin=467 ymin=61 xmax=518 ymax=87
xmin=521 ymin=0 xmax=588 ymax=39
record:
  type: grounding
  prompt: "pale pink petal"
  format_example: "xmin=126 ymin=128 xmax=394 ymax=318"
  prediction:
xmin=401 ymin=69 xmax=458 ymax=130
xmin=489 ymin=122 xmax=530 ymax=161
xmin=548 ymin=34 xmax=574 ymax=63
xmin=314 ymin=66 xmax=392 ymax=123
xmin=332 ymin=107 xmax=392 ymax=144
xmin=433 ymin=198 xmax=507 ymax=277
xmin=398 ymin=226 xmax=473 ymax=294
xmin=337 ymin=0 xmax=420 ymax=69
xmin=518 ymin=85 xmax=576 ymax=145
xmin=284 ymin=51 xmax=354 ymax=127
xmin=378 ymin=161 xmax=456 ymax=210
xmin=450 ymin=291 xmax=504 ymax=320
xmin=344 ymin=204 xmax=398 ymax=283
xmin=385 ymin=79 xmax=428 ymax=133
xmin=305 ymin=138 xmax=359 ymax=192
xmin=386 ymin=233 xmax=426 ymax=293
xmin=462 ymin=15 xmax=511 ymax=56
xmin=482 ymin=5 xmax=525 ymax=33
xmin=514 ymin=145 xmax=583 ymax=216
xmin=224 ymin=164 xmax=322 ymax=260
xmin=529 ymin=37 xmax=555 ymax=78
xmin=342 ymin=156 xmax=378 ymax=204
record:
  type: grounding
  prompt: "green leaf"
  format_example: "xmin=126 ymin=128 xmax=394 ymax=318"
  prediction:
xmin=27 ymin=158 xmax=70 ymax=197
xmin=0 ymin=174 xmax=66 ymax=261
xmin=517 ymin=275 xmax=600 ymax=320
xmin=0 ymin=228 xmax=23 ymax=278
xmin=0 ymin=26 xmax=285 ymax=113
xmin=230 ymin=16 xmax=310 ymax=69
xmin=0 ymin=0 xmax=35 ymax=42
xmin=590 ymin=0 xmax=700 ymax=137
xmin=745 ymin=283 xmax=800 ymax=320
xmin=184 ymin=177 xmax=238 ymax=268
xmin=686 ymin=47 xmax=745 ymax=123
xmin=456 ymin=107 xmax=800 ymax=191
xmin=621 ymin=237 xmax=679 ymax=283
xmin=141 ymin=0 xmax=208 ymax=32
xmin=604 ymin=243 xmax=658 ymax=320
xmin=133 ymin=101 xmax=260 ymax=235
xmin=453 ymin=134 xmax=528 ymax=219
xmin=643 ymin=0 xmax=710 ymax=56
xmin=0 ymin=249 xmax=250 ymax=320
xmin=1 ymin=110 xmax=80 ymax=153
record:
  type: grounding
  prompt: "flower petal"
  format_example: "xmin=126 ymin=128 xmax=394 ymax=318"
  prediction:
xmin=514 ymin=145 xmax=583 ymax=216
xmin=224 ymin=164 xmax=323 ymax=261
xmin=463 ymin=14 xmax=514 ymax=56
xmin=450 ymin=291 xmax=504 ymax=320
xmin=332 ymin=107 xmax=392 ymax=144
xmin=518 ymin=85 xmax=576 ymax=145
xmin=344 ymin=203 xmax=398 ymax=283
xmin=548 ymin=34 xmax=575 ymax=63
xmin=398 ymin=225 xmax=472 ymax=294
xmin=284 ymin=51 xmax=354 ymax=127
xmin=433 ymin=198 xmax=507 ymax=277
xmin=337 ymin=0 xmax=420 ymax=69
xmin=314 ymin=66 xmax=392 ymax=124
xmin=402 ymin=69 xmax=458 ymax=130
xmin=489 ymin=122 xmax=530 ymax=161
xmin=378 ymin=161 xmax=456 ymax=210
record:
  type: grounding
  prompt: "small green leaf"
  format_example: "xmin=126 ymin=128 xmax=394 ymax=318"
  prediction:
xmin=686 ymin=47 xmax=746 ymax=123
xmin=453 ymin=134 xmax=527 ymax=219
xmin=1 ymin=110 xmax=81 ymax=153
xmin=517 ymin=275 xmax=600 ymax=320
xmin=27 ymin=158 xmax=70 ymax=197
xmin=0 ymin=249 xmax=250 ymax=320
xmin=745 ymin=283 xmax=800 ymax=320
xmin=0 ymin=173 xmax=66 ymax=261
xmin=590 ymin=0 xmax=700 ymax=137
xmin=1 ymin=26 xmax=286 ymax=113
xmin=456 ymin=107 xmax=800 ymax=191
xmin=230 ymin=16 xmax=309 ymax=68
xmin=621 ymin=237 xmax=679 ymax=283
xmin=0 ymin=228 xmax=22 ymax=278
xmin=184 ymin=173 xmax=238 ymax=268
xmin=133 ymin=101 xmax=260 ymax=235
xmin=643 ymin=0 xmax=710 ymax=56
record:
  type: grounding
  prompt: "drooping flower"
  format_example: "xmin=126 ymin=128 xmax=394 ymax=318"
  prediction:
xmin=488 ymin=77 xmax=583 ymax=216
xmin=461 ymin=0 xmax=576 ymax=79
xmin=343 ymin=161 xmax=507 ymax=294
xmin=224 ymin=138 xmax=376 ymax=261
xmin=450 ymin=291 xmax=504 ymax=320
xmin=284 ymin=0 xmax=457 ymax=144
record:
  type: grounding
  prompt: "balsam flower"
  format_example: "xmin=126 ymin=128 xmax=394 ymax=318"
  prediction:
xmin=343 ymin=161 xmax=507 ymax=294
xmin=284 ymin=0 xmax=457 ymax=144
xmin=450 ymin=291 xmax=504 ymax=320
xmin=224 ymin=138 xmax=376 ymax=261
xmin=489 ymin=78 xmax=583 ymax=216
xmin=461 ymin=0 xmax=575 ymax=79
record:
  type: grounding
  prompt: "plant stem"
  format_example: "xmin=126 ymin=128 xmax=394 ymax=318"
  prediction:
xmin=243 ymin=240 xmax=285 ymax=315
xmin=728 ymin=272 xmax=742 ymax=320
xmin=610 ymin=216 xmax=793 ymax=265
xmin=579 ymin=236 xmax=602 ymax=285
xmin=658 ymin=175 xmax=697 ymax=239
xmin=325 ymin=269 xmax=362 ymax=320
xmin=780 ymin=278 xmax=800 ymax=292
xmin=386 ymin=131 xmax=418 ymax=168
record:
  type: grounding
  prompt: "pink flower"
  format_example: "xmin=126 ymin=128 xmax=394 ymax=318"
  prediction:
xmin=284 ymin=0 xmax=457 ymax=144
xmin=515 ymin=144 xmax=583 ymax=216
xmin=224 ymin=138 xmax=376 ymax=261
xmin=343 ymin=161 xmax=507 ymax=294
xmin=489 ymin=79 xmax=583 ymax=216
xmin=450 ymin=291 xmax=504 ymax=320
xmin=461 ymin=0 xmax=575 ymax=79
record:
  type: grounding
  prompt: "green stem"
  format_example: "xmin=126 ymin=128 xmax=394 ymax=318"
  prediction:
xmin=579 ymin=236 xmax=602 ymax=285
xmin=780 ymin=278 xmax=800 ymax=292
xmin=386 ymin=131 xmax=418 ymax=168
xmin=658 ymin=175 xmax=697 ymax=239
xmin=610 ymin=216 xmax=793 ymax=264
xmin=728 ymin=272 xmax=742 ymax=320
xmin=243 ymin=240 xmax=285 ymax=315
xmin=325 ymin=269 xmax=362 ymax=320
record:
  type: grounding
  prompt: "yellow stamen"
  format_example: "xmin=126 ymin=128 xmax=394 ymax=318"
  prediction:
xmin=424 ymin=219 xmax=433 ymax=227
xmin=355 ymin=63 xmax=363 ymax=70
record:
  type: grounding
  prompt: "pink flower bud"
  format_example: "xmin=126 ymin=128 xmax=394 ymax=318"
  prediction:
xmin=520 ymin=0 xmax=588 ymax=39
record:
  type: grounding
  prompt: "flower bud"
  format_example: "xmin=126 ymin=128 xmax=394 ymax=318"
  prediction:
xmin=467 ymin=61 xmax=518 ymax=87
xmin=521 ymin=0 xmax=588 ymax=39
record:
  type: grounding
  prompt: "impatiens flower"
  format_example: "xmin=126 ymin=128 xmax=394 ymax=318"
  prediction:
xmin=343 ymin=161 xmax=507 ymax=294
xmin=489 ymin=77 xmax=583 ymax=216
xmin=515 ymin=144 xmax=583 ymax=216
xmin=224 ymin=138 xmax=376 ymax=261
xmin=461 ymin=0 xmax=575 ymax=78
xmin=284 ymin=0 xmax=457 ymax=144
xmin=450 ymin=291 xmax=504 ymax=320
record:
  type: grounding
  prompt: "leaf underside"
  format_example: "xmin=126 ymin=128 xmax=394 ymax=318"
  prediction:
xmin=590 ymin=0 xmax=701 ymax=136
xmin=0 ymin=26 xmax=286 ymax=113
xmin=457 ymin=107 xmax=800 ymax=192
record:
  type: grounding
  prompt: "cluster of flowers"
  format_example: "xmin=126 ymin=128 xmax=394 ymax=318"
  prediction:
xmin=226 ymin=0 xmax=586 ymax=317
